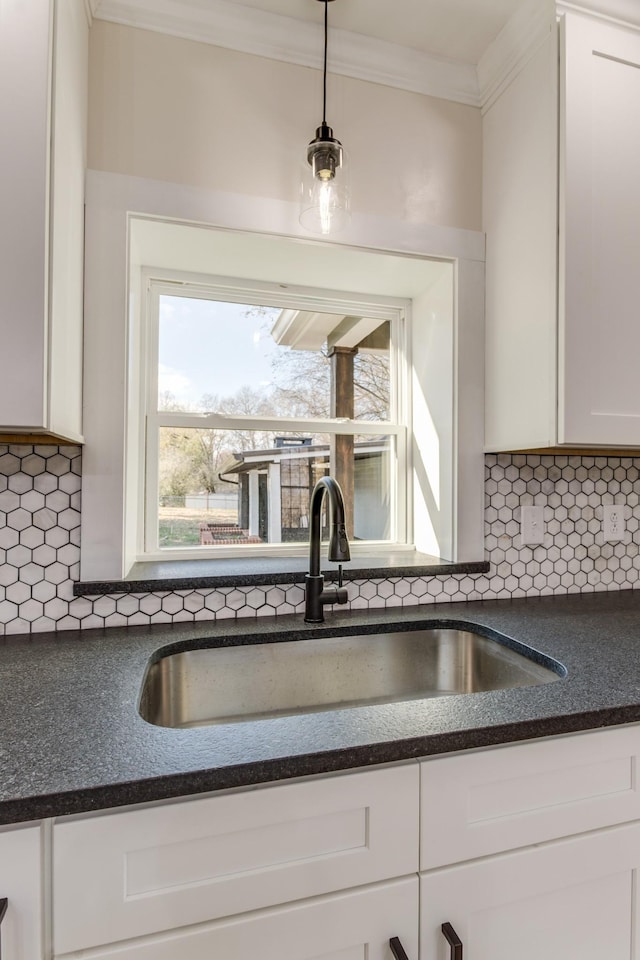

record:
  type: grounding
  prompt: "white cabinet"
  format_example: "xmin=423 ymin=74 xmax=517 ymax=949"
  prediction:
xmin=53 ymin=764 xmax=419 ymax=955
xmin=421 ymin=826 xmax=640 ymax=960
xmin=0 ymin=825 xmax=43 ymax=960
xmin=419 ymin=727 xmax=640 ymax=960
xmin=0 ymin=0 xmax=87 ymax=441
xmin=420 ymin=725 xmax=640 ymax=867
xmin=46 ymin=724 xmax=640 ymax=959
xmin=484 ymin=5 xmax=640 ymax=450
xmin=561 ymin=14 xmax=640 ymax=445
xmin=76 ymin=878 xmax=419 ymax=960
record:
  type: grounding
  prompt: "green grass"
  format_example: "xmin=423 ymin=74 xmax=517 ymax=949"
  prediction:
xmin=158 ymin=518 xmax=201 ymax=547
xmin=158 ymin=505 xmax=238 ymax=547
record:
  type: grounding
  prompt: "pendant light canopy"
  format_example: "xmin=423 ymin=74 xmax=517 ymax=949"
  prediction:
xmin=299 ymin=0 xmax=350 ymax=235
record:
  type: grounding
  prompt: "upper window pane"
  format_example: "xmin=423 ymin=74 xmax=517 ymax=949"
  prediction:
xmin=158 ymin=295 xmax=391 ymax=421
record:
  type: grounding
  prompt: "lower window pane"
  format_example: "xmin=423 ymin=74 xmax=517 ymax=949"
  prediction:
xmin=157 ymin=428 xmax=395 ymax=548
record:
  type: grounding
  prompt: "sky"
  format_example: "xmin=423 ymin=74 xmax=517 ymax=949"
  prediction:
xmin=158 ymin=296 xmax=281 ymax=409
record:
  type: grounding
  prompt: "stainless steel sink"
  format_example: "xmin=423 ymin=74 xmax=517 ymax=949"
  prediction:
xmin=139 ymin=626 xmax=565 ymax=728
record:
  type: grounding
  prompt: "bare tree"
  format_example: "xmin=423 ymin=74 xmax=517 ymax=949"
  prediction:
xmin=269 ymin=346 xmax=390 ymax=420
xmin=156 ymin=312 xmax=391 ymax=500
xmin=353 ymin=352 xmax=390 ymax=420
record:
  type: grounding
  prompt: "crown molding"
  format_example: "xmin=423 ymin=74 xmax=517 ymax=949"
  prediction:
xmin=556 ymin=0 xmax=640 ymax=30
xmin=84 ymin=0 xmax=98 ymax=25
xmin=477 ymin=0 xmax=556 ymax=112
xmin=478 ymin=0 xmax=640 ymax=111
xmin=93 ymin=0 xmax=480 ymax=106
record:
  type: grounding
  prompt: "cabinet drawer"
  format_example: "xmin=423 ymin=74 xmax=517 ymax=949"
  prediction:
xmin=70 ymin=877 xmax=418 ymax=960
xmin=421 ymin=726 xmax=640 ymax=869
xmin=54 ymin=764 xmax=419 ymax=953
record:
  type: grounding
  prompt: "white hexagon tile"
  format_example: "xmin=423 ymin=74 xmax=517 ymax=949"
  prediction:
xmin=1 ymin=447 xmax=640 ymax=635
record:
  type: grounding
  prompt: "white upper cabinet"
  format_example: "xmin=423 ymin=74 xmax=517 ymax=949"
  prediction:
xmin=0 ymin=0 xmax=87 ymax=441
xmin=484 ymin=3 xmax=640 ymax=450
xmin=561 ymin=14 xmax=640 ymax=445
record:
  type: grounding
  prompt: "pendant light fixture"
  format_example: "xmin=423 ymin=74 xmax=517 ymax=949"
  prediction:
xmin=299 ymin=0 xmax=350 ymax=235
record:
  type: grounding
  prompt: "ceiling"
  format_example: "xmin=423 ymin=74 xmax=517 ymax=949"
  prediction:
xmin=216 ymin=0 xmax=528 ymax=64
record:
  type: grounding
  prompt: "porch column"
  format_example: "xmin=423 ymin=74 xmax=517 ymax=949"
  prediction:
xmin=248 ymin=471 xmax=260 ymax=537
xmin=329 ymin=345 xmax=356 ymax=538
xmin=267 ymin=461 xmax=282 ymax=544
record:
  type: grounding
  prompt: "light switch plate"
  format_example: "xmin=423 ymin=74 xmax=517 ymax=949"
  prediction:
xmin=521 ymin=504 xmax=545 ymax=545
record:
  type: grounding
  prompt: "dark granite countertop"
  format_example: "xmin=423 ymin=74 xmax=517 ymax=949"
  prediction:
xmin=74 ymin=552 xmax=489 ymax=595
xmin=3 ymin=589 xmax=640 ymax=826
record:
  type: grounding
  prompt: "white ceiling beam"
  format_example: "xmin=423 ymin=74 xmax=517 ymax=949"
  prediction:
xmin=271 ymin=310 xmax=345 ymax=351
xmin=329 ymin=316 xmax=384 ymax=350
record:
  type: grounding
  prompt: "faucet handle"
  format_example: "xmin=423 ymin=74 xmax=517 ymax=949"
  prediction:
xmin=334 ymin=566 xmax=348 ymax=605
xmin=330 ymin=585 xmax=348 ymax=605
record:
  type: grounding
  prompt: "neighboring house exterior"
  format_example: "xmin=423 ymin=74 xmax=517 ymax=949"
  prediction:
xmin=217 ymin=437 xmax=391 ymax=544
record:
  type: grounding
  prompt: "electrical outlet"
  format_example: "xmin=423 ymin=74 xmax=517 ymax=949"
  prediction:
xmin=603 ymin=503 xmax=625 ymax=541
xmin=521 ymin=505 xmax=545 ymax=545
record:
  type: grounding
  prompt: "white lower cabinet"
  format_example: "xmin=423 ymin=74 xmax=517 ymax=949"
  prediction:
xmin=0 ymin=825 xmax=42 ymax=960
xmin=53 ymin=764 xmax=419 ymax=953
xmin=47 ymin=727 xmax=640 ymax=960
xmin=421 ymin=823 xmax=640 ymax=960
xmin=420 ymin=725 xmax=640 ymax=868
xmin=78 ymin=877 xmax=418 ymax=960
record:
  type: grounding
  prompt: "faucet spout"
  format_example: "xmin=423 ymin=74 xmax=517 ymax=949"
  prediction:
xmin=305 ymin=477 xmax=351 ymax=623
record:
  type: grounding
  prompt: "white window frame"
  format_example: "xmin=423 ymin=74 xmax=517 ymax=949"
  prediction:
xmin=139 ymin=270 xmax=411 ymax=561
xmin=80 ymin=172 xmax=485 ymax=583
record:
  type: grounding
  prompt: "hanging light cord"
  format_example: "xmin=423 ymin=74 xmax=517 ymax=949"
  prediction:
xmin=322 ymin=0 xmax=328 ymax=125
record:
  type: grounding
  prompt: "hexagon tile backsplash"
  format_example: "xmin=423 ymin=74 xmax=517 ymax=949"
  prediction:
xmin=0 ymin=445 xmax=639 ymax=635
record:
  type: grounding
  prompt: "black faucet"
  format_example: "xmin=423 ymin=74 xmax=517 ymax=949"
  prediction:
xmin=304 ymin=477 xmax=351 ymax=623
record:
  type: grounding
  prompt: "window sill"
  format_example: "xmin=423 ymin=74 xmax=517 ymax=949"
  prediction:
xmin=74 ymin=553 xmax=490 ymax=597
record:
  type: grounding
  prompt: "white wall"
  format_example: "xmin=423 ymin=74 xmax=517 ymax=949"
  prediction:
xmin=88 ymin=21 xmax=482 ymax=231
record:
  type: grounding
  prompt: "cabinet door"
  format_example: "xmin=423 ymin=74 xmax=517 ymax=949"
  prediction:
xmin=0 ymin=826 xmax=42 ymax=960
xmin=0 ymin=0 xmax=50 ymax=429
xmin=78 ymin=877 xmax=418 ymax=960
xmin=0 ymin=0 xmax=86 ymax=439
xmin=561 ymin=13 xmax=640 ymax=445
xmin=421 ymin=822 xmax=640 ymax=960
xmin=48 ymin=0 xmax=87 ymax=440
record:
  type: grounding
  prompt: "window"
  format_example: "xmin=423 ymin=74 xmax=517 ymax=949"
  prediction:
xmin=80 ymin=203 xmax=484 ymax=582
xmin=141 ymin=276 xmax=409 ymax=559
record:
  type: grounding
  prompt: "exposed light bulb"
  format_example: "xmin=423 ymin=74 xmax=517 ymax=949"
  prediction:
xmin=319 ymin=180 xmax=332 ymax=234
xmin=303 ymin=175 xmax=345 ymax=236
xmin=300 ymin=125 xmax=350 ymax=235
xmin=299 ymin=0 xmax=350 ymax=236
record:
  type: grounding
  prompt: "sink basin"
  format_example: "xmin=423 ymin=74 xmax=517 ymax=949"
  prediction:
xmin=139 ymin=624 xmax=565 ymax=728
